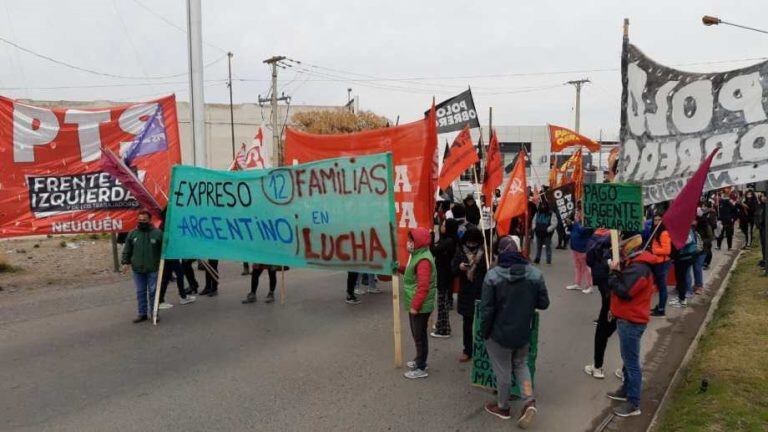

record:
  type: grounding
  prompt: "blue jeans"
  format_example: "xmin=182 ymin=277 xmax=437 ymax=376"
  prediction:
xmin=617 ymin=319 xmax=646 ymax=407
xmin=674 ymin=259 xmax=693 ymax=302
xmin=690 ymin=253 xmax=705 ymax=289
xmin=534 ymin=231 xmax=552 ymax=263
xmin=133 ymin=271 xmax=158 ymax=317
xmin=651 ymin=261 xmax=671 ymax=312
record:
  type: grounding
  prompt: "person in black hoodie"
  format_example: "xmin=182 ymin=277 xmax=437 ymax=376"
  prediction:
xmin=464 ymin=194 xmax=482 ymax=227
xmin=479 ymin=235 xmax=549 ymax=427
xmin=431 ymin=218 xmax=459 ymax=338
xmin=584 ymin=229 xmax=615 ymax=379
xmin=716 ymin=191 xmax=737 ymax=250
xmin=452 ymin=226 xmax=487 ymax=362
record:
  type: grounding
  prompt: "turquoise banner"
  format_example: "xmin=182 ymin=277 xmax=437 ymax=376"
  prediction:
xmin=162 ymin=153 xmax=397 ymax=274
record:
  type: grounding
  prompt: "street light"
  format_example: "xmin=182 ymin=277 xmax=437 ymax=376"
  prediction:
xmin=701 ymin=15 xmax=768 ymax=34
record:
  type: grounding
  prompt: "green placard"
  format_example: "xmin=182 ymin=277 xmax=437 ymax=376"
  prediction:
xmin=583 ymin=183 xmax=644 ymax=232
xmin=471 ymin=302 xmax=539 ymax=395
xmin=162 ymin=153 xmax=397 ymax=274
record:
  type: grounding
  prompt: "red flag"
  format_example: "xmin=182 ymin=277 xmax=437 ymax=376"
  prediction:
xmin=495 ymin=150 xmax=527 ymax=236
xmin=437 ymin=125 xmax=479 ymax=190
xmin=663 ymin=149 xmax=719 ymax=249
xmin=482 ymin=129 xmax=503 ymax=206
xmin=100 ymin=148 xmax=162 ymax=218
xmin=255 ymin=126 xmax=264 ymax=145
xmin=549 ymin=124 xmax=600 ymax=152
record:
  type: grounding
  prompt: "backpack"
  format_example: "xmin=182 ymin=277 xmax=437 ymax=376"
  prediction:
xmin=585 ymin=233 xmax=610 ymax=268
xmin=534 ymin=212 xmax=551 ymax=233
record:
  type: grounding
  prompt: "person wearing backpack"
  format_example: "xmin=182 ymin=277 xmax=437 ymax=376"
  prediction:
xmin=532 ymin=201 xmax=557 ymax=265
xmin=670 ymin=224 xmax=698 ymax=308
xmin=565 ymin=209 xmax=594 ymax=293
xmin=584 ymin=229 xmax=618 ymax=380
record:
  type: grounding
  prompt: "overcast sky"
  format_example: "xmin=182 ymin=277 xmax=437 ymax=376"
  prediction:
xmin=1 ymin=0 xmax=766 ymax=140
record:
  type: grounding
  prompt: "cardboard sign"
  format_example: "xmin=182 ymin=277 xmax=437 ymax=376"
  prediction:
xmin=162 ymin=153 xmax=397 ymax=274
xmin=619 ymin=43 xmax=768 ymax=204
xmin=544 ymin=182 xmax=576 ymax=223
xmin=471 ymin=302 xmax=539 ymax=395
xmin=583 ymin=183 xmax=644 ymax=231
xmin=0 ymin=95 xmax=180 ymax=237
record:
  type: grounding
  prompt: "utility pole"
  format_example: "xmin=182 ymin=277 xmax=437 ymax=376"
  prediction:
xmin=227 ymin=51 xmax=235 ymax=159
xmin=186 ymin=0 xmax=206 ymax=167
xmin=566 ymin=79 xmax=590 ymax=133
xmin=259 ymin=56 xmax=290 ymax=167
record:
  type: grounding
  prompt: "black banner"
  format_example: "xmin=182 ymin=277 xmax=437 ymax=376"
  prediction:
xmin=618 ymin=43 xmax=768 ymax=204
xmin=428 ymin=89 xmax=480 ymax=134
xmin=28 ymin=171 xmax=139 ymax=216
xmin=544 ymin=182 xmax=575 ymax=223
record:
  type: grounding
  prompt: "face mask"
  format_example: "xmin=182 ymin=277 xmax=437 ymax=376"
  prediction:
xmin=138 ymin=221 xmax=151 ymax=231
xmin=406 ymin=241 xmax=414 ymax=252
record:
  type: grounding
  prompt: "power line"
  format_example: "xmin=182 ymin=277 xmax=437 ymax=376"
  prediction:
xmin=0 ymin=33 xmax=227 ymax=80
xmin=0 ymin=78 xmax=227 ymax=91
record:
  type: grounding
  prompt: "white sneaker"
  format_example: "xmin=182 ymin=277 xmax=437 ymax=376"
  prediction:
xmin=615 ymin=368 xmax=624 ymax=381
xmin=179 ymin=296 xmax=196 ymax=305
xmin=367 ymin=286 xmax=383 ymax=294
xmin=430 ymin=331 xmax=450 ymax=338
xmin=404 ymin=369 xmax=428 ymax=379
xmin=353 ymin=288 xmax=366 ymax=296
xmin=582 ymin=286 xmax=595 ymax=294
xmin=669 ymin=298 xmax=680 ymax=306
xmin=158 ymin=302 xmax=173 ymax=310
xmin=406 ymin=361 xmax=429 ymax=370
xmin=565 ymin=284 xmax=581 ymax=290
xmin=584 ymin=364 xmax=605 ymax=379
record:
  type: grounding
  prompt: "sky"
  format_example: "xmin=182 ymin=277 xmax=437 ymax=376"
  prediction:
xmin=0 ymin=0 xmax=766 ymax=140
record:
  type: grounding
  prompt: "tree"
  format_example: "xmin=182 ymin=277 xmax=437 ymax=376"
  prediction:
xmin=291 ymin=109 xmax=389 ymax=135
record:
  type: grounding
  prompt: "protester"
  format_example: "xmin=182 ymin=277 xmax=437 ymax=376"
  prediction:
xmin=555 ymin=217 xmax=568 ymax=250
xmin=464 ymin=194 xmax=482 ymax=226
xmin=532 ymin=200 xmax=557 ymax=265
xmin=200 ymin=259 xmax=219 ymax=297
xmin=450 ymin=204 xmax=472 ymax=239
xmin=649 ymin=213 xmax=672 ymax=317
xmin=584 ymin=229 xmax=616 ymax=379
xmin=345 ymin=272 xmax=361 ymax=304
xmin=479 ymin=235 xmax=549 ymax=428
xmin=759 ymin=193 xmax=767 ymax=269
xmin=669 ymin=224 xmax=698 ymax=308
xmin=121 ymin=210 xmax=163 ymax=323
xmin=716 ymin=191 xmax=737 ymax=250
xmin=402 ymin=227 xmax=436 ymax=379
xmin=431 ymin=218 xmax=460 ymax=338
xmin=606 ymin=234 xmax=657 ymax=417
xmin=698 ymin=201 xmax=717 ymax=270
xmin=692 ymin=210 xmax=712 ymax=294
xmin=480 ymin=197 xmax=496 ymax=253
xmin=565 ymin=209 xmax=594 ymax=293
xmin=742 ymin=190 xmax=759 ymax=248
xmin=453 ymin=226 xmax=487 ymax=362
xmin=242 ymin=264 xmax=278 ymax=304
xmin=158 ymin=259 xmax=196 ymax=309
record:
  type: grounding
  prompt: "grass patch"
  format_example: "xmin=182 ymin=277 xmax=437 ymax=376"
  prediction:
xmin=655 ymin=244 xmax=768 ymax=432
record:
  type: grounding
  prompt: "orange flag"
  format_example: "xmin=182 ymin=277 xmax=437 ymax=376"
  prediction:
xmin=549 ymin=124 xmax=600 ymax=153
xmin=482 ymin=129 xmax=503 ymax=206
xmin=438 ymin=125 xmax=479 ymax=190
xmin=495 ymin=150 xmax=527 ymax=236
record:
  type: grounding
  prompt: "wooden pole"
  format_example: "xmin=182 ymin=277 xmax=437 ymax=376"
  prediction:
xmin=280 ymin=267 xmax=286 ymax=305
xmin=110 ymin=233 xmax=120 ymax=272
xmin=610 ymin=230 xmax=621 ymax=264
xmin=472 ymin=168 xmax=492 ymax=268
xmin=152 ymin=259 xmax=165 ymax=325
xmin=391 ymin=275 xmax=403 ymax=368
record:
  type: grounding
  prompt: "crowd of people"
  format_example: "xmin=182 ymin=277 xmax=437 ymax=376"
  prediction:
xmin=118 ymin=185 xmax=767 ymax=428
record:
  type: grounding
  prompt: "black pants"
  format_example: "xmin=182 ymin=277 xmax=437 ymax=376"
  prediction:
xmin=159 ymin=259 xmax=185 ymax=302
xmin=409 ymin=312 xmax=430 ymax=370
xmin=703 ymin=241 xmax=713 ymax=267
xmin=717 ymin=223 xmax=734 ymax=249
xmin=346 ymin=272 xmax=358 ymax=297
xmin=674 ymin=259 xmax=693 ymax=301
xmin=434 ymin=284 xmax=452 ymax=335
xmin=593 ymin=278 xmax=616 ymax=369
xmin=556 ymin=222 xmax=567 ymax=248
xmin=462 ymin=314 xmax=474 ymax=357
xmin=204 ymin=259 xmax=219 ymax=292
xmin=182 ymin=259 xmax=199 ymax=291
xmin=250 ymin=267 xmax=277 ymax=294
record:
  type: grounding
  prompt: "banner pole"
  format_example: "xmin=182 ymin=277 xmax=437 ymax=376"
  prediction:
xmin=280 ymin=267 xmax=286 ymax=305
xmin=152 ymin=259 xmax=165 ymax=326
xmin=610 ymin=230 xmax=621 ymax=264
xmin=391 ymin=275 xmax=403 ymax=368
xmin=111 ymin=233 xmax=120 ymax=272
xmin=472 ymin=168 xmax=492 ymax=268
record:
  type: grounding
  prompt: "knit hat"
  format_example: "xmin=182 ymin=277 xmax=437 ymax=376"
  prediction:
xmin=498 ymin=235 xmax=520 ymax=253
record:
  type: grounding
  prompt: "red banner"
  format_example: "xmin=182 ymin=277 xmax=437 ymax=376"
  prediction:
xmin=549 ymin=124 xmax=600 ymax=153
xmin=0 ymin=95 xmax=181 ymax=238
xmin=438 ymin=125 xmax=478 ymax=190
xmin=482 ymin=129 xmax=502 ymax=206
xmin=496 ymin=151 xmax=528 ymax=236
xmin=284 ymin=114 xmax=438 ymax=262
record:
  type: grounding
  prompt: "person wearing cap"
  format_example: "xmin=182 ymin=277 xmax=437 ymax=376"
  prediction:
xmin=479 ymin=235 xmax=549 ymax=428
xmin=605 ymin=234 xmax=658 ymax=417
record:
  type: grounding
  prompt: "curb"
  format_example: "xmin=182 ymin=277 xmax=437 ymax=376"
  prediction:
xmin=644 ymin=249 xmax=744 ymax=432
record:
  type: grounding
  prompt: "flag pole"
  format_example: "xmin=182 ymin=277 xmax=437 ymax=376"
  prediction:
xmin=473 ymin=167 xmax=491 ymax=269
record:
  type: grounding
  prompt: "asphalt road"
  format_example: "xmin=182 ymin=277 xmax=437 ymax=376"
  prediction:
xmin=0 ymin=246 xmax=735 ymax=432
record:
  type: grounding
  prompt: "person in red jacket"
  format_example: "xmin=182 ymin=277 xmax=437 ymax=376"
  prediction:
xmin=605 ymin=234 xmax=657 ymax=418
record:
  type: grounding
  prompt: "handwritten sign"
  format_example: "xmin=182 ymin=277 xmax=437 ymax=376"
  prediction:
xmin=583 ymin=183 xmax=643 ymax=231
xmin=162 ymin=153 xmax=397 ymax=274
xmin=471 ymin=302 xmax=539 ymax=394
xmin=544 ymin=182 xmax=575 ymax=223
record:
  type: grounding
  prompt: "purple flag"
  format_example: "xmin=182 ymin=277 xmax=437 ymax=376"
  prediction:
xmin=100 ymin=148 xmax=162 ymax=218
xmin=124 ymin=105 xmax=168 ymax=165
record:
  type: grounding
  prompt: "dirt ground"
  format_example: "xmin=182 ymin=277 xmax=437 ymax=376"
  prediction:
xmin=0 ymin=235 xmax=122 ymax=295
